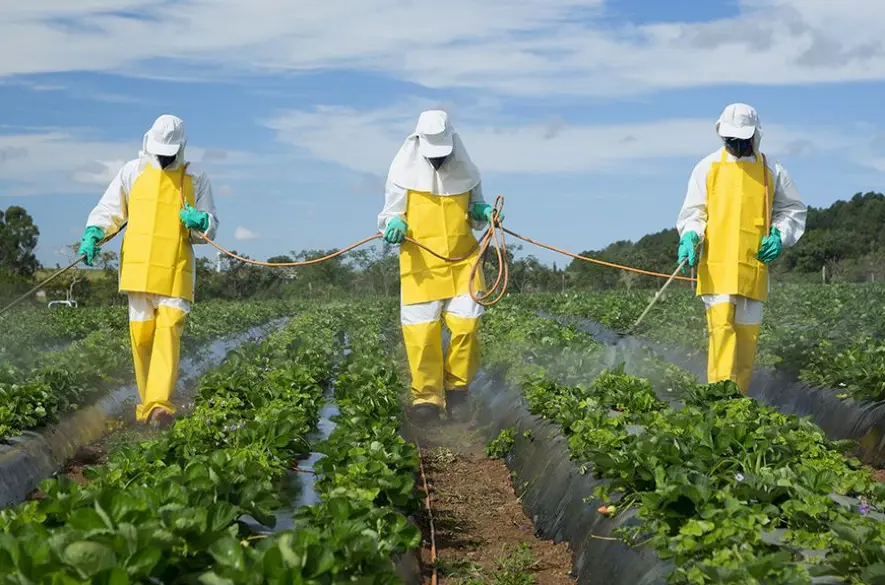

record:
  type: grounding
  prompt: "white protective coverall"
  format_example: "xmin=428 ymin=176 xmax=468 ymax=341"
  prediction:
xmin=84 ymin=115 xmax=218 ymax=422
xmin=677 ymin=103 xmax=806 ymax=393
xmin=378 ymin=110 xmax=490 ymax=413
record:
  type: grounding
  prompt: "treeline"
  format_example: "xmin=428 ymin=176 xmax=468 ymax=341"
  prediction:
xmin=2 ymin=192 xmax=884 ymax=307
xmin=565 ymin=191 xmax=885 ymax=289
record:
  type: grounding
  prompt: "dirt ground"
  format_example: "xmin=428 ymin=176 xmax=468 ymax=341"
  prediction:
xmin=405 ymin=414 xmax=575 ymax=585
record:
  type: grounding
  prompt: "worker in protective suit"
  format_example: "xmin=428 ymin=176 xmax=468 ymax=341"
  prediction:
xmin=677 ymin=103 xmax=806 ymax=395
xmin=78 ymin=114 xmax=218 ymax=427
xmin=378 ymin=110 xmax=501 ymax=422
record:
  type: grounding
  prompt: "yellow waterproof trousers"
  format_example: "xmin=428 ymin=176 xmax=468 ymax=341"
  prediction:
xmin=401 ymin=294 xmax=483 ymax=408
xmin=128 ymin=293 xmax=190 ymax=421
xmin=705 ymin=296 xmax=762 ymax=394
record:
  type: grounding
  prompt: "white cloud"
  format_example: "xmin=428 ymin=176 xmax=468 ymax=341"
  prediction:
xmin=0 ymin=130 xmax=256 ymax=196
xmin=72 ymin=159 xmax=127 ymax=185
xmin=201 ymin=149 xmax=228 ymax=162
xmin=0 ymin=132 xmax=133 ymax=195
xmin=1 ymin=1 xmax=885 ymax=96
xmin=265 ymin=100 xmax=852 ymax=176
xmin=234 ymin=226 xmax=258 ymax=241
xmin=863 ymin=158 xmax=885 ymax=174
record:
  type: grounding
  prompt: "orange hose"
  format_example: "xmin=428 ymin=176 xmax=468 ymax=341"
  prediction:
xmin=503 ymin=226 xmax=696 ymax=283
xmin=175 ymin=169 xmax=695 ymax=308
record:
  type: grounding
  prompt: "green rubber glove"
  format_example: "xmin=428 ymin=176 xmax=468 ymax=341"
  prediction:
xmin=469 ymin=203 xmax=503 ymax=224
xmin=180 ymin=204 xmax=210 ymax=232
xmin=677 ymin=231 xmax=700 ymax=270
xmin=757 ymin=227 xmax=782 ymax=264
xmin=383 ymin=217 xmax=407 ymax=244
xmin=78 ymin=226 xmax=105 ymax=267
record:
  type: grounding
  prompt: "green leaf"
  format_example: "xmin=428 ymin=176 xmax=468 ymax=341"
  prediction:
xmin=125 ymin=547 xmax=162 ymax=576
xmin=207 ymin=502 xmax=238 ymax=533
xmin=307 ymin=547 xmax=336 ymax=577
xmin=862 ymin=563 xmax=885 ymax=585
xmin=95 ymin=567 xmax=130 ymax=585
xmin=209 ymin=537 xmax=246 ymax=571
xmin=68 ymin=508 xmax=109 ymax=533
xmin=277 ymin=533 xmax=303 ymax=568
xmin=199 ymin=573 xmax=236 ymax=585
xmin=94 ymin=500 xmax=114 ymax=530
xmin=62 ymin=541 xmax=117 ymax=578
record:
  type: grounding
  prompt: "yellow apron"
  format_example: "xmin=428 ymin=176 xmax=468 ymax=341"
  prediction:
xmin=399 ymin=190 xmax=485 ymax=305
xmin=120 ymin=164 xmax=196 ymax=302
xmin=697 ymin=149 xmax=772 ymax=302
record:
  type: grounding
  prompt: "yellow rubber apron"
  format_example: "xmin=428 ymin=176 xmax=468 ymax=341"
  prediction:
xmin=399 ymin=190 xmax=485 ymax=305
xmin=697 ymin=149 xmax=771 ymax=394
xmin=119 ymin=164 xmax=196 ymax=302
xmin=697 ymin=149 xmax=772 ymax=302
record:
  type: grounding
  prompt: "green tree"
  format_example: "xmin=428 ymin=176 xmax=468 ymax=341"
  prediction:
xmin=290 ymin=249 xmax=355 ymax=293
xmin=0 ymin=206 xmax=40 ymax=278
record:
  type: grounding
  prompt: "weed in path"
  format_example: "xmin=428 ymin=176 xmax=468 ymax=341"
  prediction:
xmin=453 ymin=544 xmax=539 ymax=585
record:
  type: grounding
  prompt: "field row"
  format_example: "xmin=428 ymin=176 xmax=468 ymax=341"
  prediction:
xmin=481 ymin=300 xmax=885 ymax=585
xmin=0 ymin=300 xmax=297 ymax=441
xmin=4 ymin=294 xmax=885 ymax=584
xmin=0 ymin=301 xmax=420 ymax=583
xmin=514 ymin=284 xmax=885 ymax=402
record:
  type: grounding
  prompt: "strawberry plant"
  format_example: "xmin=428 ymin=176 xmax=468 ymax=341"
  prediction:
xmin=482 ymin=304 xmax=885 ymax=584
xmin=1 ymin=300 xmax=422 ymax=583
xmin=200 ymin=301 xmax=422 ymax=583
xmin=514 ymin=284 xmax=885 ymax=402
xmin=0 ymin=306 xmax=337 ymax=582
xmin=0 ymin=299 xmax=298 ymax=441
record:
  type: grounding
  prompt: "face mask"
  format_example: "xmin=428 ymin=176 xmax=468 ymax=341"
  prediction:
xmin=724 ymin=137 xmax=754 ymax=158
xmin=156 ymin=154 xmax=176 ymax=169
xmin=427 ymin=156 xmax=448 ymax=171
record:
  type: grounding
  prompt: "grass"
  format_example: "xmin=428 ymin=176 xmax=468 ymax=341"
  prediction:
xmin=438 ymin=543 xmax=539 ymax=585
xmin=35 ymin=267 xmax=108 ymax=282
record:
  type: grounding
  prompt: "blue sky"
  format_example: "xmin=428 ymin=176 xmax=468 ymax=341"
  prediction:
xmin=2 ymin=0 xmax=885 ymax=268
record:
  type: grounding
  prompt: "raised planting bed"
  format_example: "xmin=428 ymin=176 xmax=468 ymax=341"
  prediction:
xmin=515 ymin=285 xmax=885 ymax=403
xmin=537 ymin=307 xmax=885 ymax=468
xmin=0 ymin=305 xmax=129 ymax=366
xmin=0 ymin=319 xmax=284 ymax=509
xmin=0 ymin=299 xmax=299 ymax=443
xmin=0 ymin=301 xmax=422 ymax=583
xmin=475 ymin=303 xmax=885 ymax=584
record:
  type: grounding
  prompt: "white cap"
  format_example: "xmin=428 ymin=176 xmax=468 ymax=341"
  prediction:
xmin=415 ymin=110 xmax=454 ymax=158
xmin=145 ymin=114 xmax=187 ymax=156
xmin=715 ymin=103 xmax=759 ymax=140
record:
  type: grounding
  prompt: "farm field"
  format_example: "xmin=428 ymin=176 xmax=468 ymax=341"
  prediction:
xmin=0 ymin=301 xmax=422 ymax=583
xmin=3 ymin=294 xmax=885 ymax=583
xmin=0 ymin=299 xmax=297 ymax=440
xmin=513 ymin=284 xmax=885 ymax=402
xmin=480 ymin=300 xmax=885 ymax=584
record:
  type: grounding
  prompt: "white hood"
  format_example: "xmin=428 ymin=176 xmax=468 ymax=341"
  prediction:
xmin=387 ymin=110 xmax=481 ymax=195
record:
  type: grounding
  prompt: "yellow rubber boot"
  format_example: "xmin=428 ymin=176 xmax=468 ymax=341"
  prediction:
xmin=137 ymin=305 xmax=186 ymax=421
xmin=443 ymin=313 xmax=481 ymax=391
xmin=733 ymin=323 xmax=761 ymax=395
xmin=402 ymin=320 xmax=445 ymax=408
xmin=129 ymin=319 xmax=156 ymax=406
xmin=706 ymin=302 xmax=738 ymax=386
